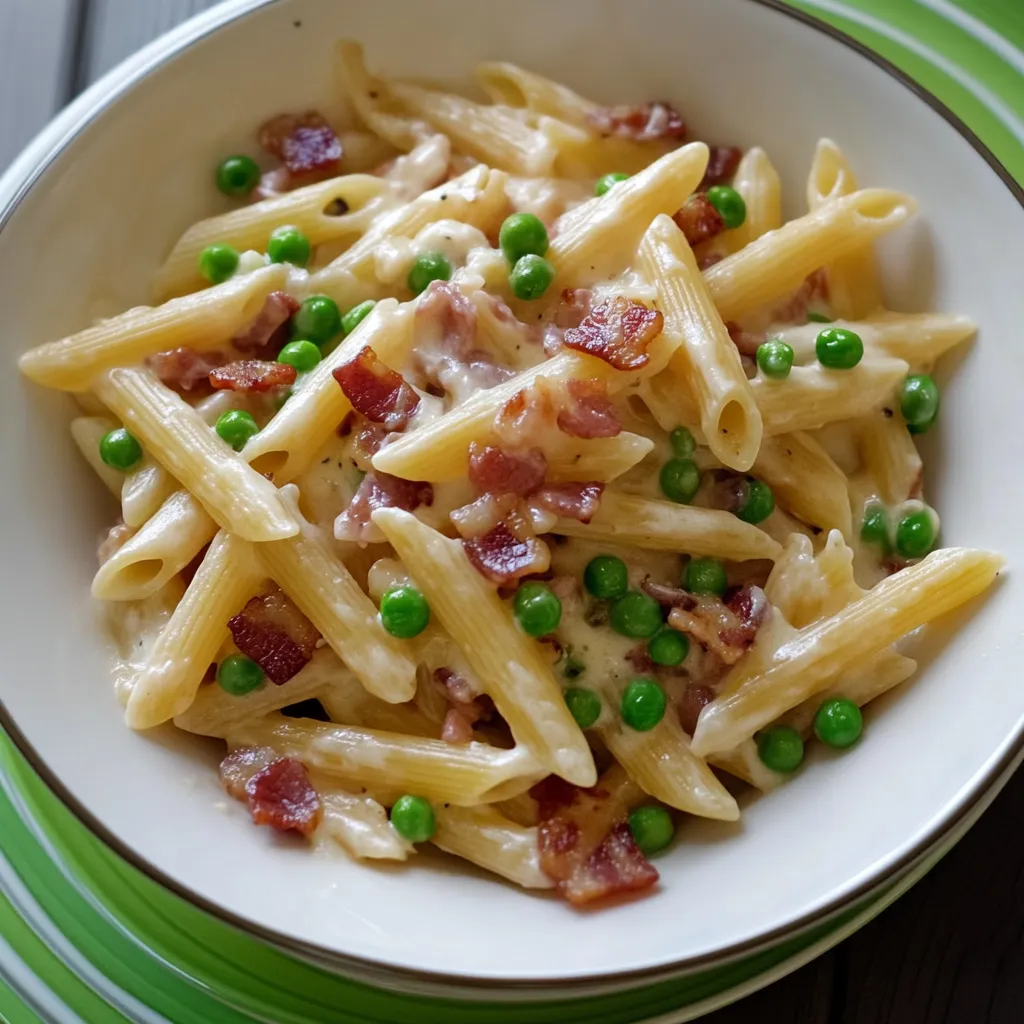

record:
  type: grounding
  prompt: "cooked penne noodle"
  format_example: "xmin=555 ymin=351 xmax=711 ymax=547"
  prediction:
xmin=548 ymin=491 xmax=781 ymax=562
xmin=601 ymin=712 xmax=739 ymax=821
xmin=857 ymin=409 xmax=923 ymax=505
xmin=704 ymin=190 xmax=916 ymax=322
xmin=125 ymin=531 xmax=263 ymax=730
xmin=154 ymin=174 xmax=392 ymax=299
xmin=752 ymin=356 xmax=909 ymax=436
xmin=639 ymin=213 xmax=762 ymax=471
xmin=725 ymin=147 xmax=782 ymax=251
xmin=548 ymin=141 xmax=709 ymax=289
xmin=373 ymin=508 xmax=596 ymax=786
xmin=806 ymin=139 xmax=882 ymax=319
xmin=708 ymin=741 xmax=784 ymax=793
xmin=753 ymin=432 xmax=852 ymax=538
xmin=691 ymin=547 xmax=1004 ymax=757
xmin=92 ymin=489 xmax=217 ymax=601
xmin=476 ymin=61 xmax=595 ymax=122
xmin=433 ymin=804 xmax=553 ymax=888
xmin=317 ymin=787 xmax=414 ymax=861
xmin=546 ymin=433 xmax=654 ymax=483
xmin=119 ymin=457 xmax=178 ymax=529
xmin=257 ymin=487 xmax=417 ymax=703
xmin=70 ymin=416 xmax=123 ymax=497
xmin=18 ymin=264 xmax=288 ymax=391
xmin=95 ymin=368 xmax=297 ymax=543
xmin=227 ymin=714 xmax=545 ymax=806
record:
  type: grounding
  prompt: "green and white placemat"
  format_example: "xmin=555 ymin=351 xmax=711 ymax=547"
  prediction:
xmin=1 ymin=1 xmax=1021 ymax=1020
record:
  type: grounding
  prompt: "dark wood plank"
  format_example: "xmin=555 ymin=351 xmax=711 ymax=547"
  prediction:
xmin=704 ymin=950 xmax=836 ymax=1023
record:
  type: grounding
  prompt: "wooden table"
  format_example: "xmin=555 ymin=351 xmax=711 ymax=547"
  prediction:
xmin=2 ymin=3 xmax=1020 ymax=1021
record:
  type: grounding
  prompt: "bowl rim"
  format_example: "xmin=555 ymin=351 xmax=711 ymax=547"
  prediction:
xmin=1 ymin=0 xmax=1021 ymax=992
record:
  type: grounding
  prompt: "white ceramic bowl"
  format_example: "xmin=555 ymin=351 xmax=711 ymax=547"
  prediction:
xmin=2 ymin=0 xmax=1022 ymax=994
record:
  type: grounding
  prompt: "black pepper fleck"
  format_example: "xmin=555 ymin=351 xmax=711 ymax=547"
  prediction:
xmin=883 ymin=407 xmax=894 ymax=418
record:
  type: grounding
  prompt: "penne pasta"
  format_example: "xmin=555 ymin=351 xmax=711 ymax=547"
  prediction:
xmin=372 ymin=508 xmax=596 ymax=786
xmin=119 ymin=457 xmax=178 ymax=529
xmin=857 ymin=409 xmax=923 ymax=506
xmin=70 ymin=415 xmax=123 ymax=498
xmin=639 ymin=213 xmax=763 ymax=471
xmin=725 ymin=146 xmax=782 ymax=251
xmin=317 ymin=786 xmax=415 ymax=862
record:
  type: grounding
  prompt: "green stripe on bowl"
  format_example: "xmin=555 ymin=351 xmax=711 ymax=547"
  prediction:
xmin=0 ymin=977 xmax=44 ymax=1024
xmin=941 ymin=0 xmax=1024 ymax=54
xmin=0 ymin=736 xmax=860 ymax=1024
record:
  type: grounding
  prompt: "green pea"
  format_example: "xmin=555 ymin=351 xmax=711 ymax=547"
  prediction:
xmin=684 ymin=557 xmax=727 ymax=597
xmin=706 ymin=185 xmax=747 ymax=229
xmin=390 ymin=795 xmax=436 ymax=843
xmin=669 ymin=426 xmax=696 ymax=459
xmin=621 ymin=677 xmax=667 ymax=731
xmin=379 ymin=584 xmax=430 ymax=639
xmin=99 ymin=428 xmax=143 ymax=471
xmin=756 ymin=339 xmax=794 ymax=379
xmin=814 ymin=697 xmax=863 ymax=749
xmin=757 ymin=725 xmax=804 ymax=773
xmin=815 ymin=326 xmax=863 ymax=369
xmin=628 ymin=805 xmax=674 ymax=855
xmin=510 ymin=254 xmax=555 ymax=301
xmin=736 ymin=478 xmax=774 ymax=524
xmin=806 ymin=311 xmax=833 ymax=324
xmin=215 ymin=155 xmax=261 ymax=197
xmin=266 ymin=225 xmax=311 ymax=267
xmin=659 ymin=458 xmax=701 ymax=504
xmin=498 ymin=212 xmax=549 ymax=265
xmin=341 ymin=299 xmax=376 ymax=336
xmin=584 ymin=555 xmax=628 ymax=600
xmin=198 ymin=243 xmax=239 ymax=284
xmin=408 ymin=251 xmax=452 ymax=295
xmin=610 ymin=592 xmax=663 ymax=639
xmin=860 ymin=502 xmax=891 ymax=555
xmin=595 ymin=172 xmax=629 ymax=197
xmin=217 ymin=654 xmax=264 ymax=696
xmin=895 ymin=509 xmax=937 ymax=559
xmin=276 ymin=339 xmax=321 ymax=373
xmin=648 ymin=627 xmax=689 ymax=667
xmin=514 ymin=582 xmax=562 ymax=637
xmin=564 ymin=687 xmax=601 ymax=729
xmin=293 ymin=295 xmax=341 ymax=345
xmin=899 ymin=374 xmax=940 ymax=433
xmin=215 ymin=409 xmax=259 ymax=452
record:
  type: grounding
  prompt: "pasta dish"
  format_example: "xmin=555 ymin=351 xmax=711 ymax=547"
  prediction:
xmin=18 ymin=43 xmax=1003 ymax=906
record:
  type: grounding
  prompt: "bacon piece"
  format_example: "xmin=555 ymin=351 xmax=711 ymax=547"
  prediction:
xmin=450 ymin=493 xmax=519 ymax=539
xmin=258 ymin=111 xmax=342 ymax=180
xmin=698 ymin=251 xmax=724 ymax=272
xmin=665 ymin=585 xmax=769 ymax=666
xmin=678 ymin=684 xmax=714 ymax=736
xmin=719 ymin=585 xmax=770 ymax=650
xmin=534 ymin=775 xmax=658 ymax=906
xmin=333 ymin=346 xmax=420 ymax=430
xmin=468 ymin=444 xmax=547 ymax=497
xmin=673 ymin=193 xmax=725 ymax=248
xmin=246 ymin=757 xmax=322 ymax=836
xmin=209 ymin=359 xmax=297 ymax=393
xmin=350 ymin=421 xmax=389 ymax=471
xmin=228 ymin=587 xmax=321 ymax=684
xmin=335 ymin=471 xmax=433 ymax=544
xmin=232 ymin=291 xmax=300 ymax=354
xmin=699 ymin=145 xmax=743 ymax=190
xmin=625 ymin=641 xmax=655 ymax=675
xmin=220 ymin=746 xmax=279 ymax=800
xmin=147 ymin=347 xmax=224 ymax=392
xmin=588 ymin=101 xmax=687 ymax=142
xmin=533 ymin=482 xmax=604 ymax=523
xmin=463 ymin=516 xmax=550 ymax=585
xmin=557 ymin=378 xmax=622 ymax=438
xmin=433 ymin=668 xmax=493 ymax=745
xmin=562 ymin=296 xmax=663 ymax=371
xmin=725 ymin=322 xmax=765 ymax=359
xmin=441 ymin=709 xmax=476 ymax=745
xmin=770 ymin=269 xmax=830 ymax=325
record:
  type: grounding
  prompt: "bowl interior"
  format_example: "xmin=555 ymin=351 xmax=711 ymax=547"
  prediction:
xmin=1 ymin=0 xmax=1023 ymax=984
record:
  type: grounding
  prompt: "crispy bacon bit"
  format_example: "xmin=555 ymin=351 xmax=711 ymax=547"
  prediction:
xmin=220 ymin=747 xmax=279 ymax=800
xmin=463 ymin=519 xmax=550 ymax=585
xmin=534 ymin=775 xmax=658 ymax=906
xmin=468 ymin=444 xmax=547 ymax=497
xmin=232 ymin=291 xmax=300 ymax=354
xmin=673 ymin=193 xmax=725 ymax=248
xmin=770 ymin=269 xmax=830 ymax=325
xmin=209 ymin=359 xmax=297 ymax=393
xmin=678 ymin=684 xmax=714 ymax=736
xmin=333 ymin=346 xmax=420 ymax=430
xmin=719 ymin=585 xmax=770 ymax=650
xmin=147 ymin=347 xmax=224 ymax=392
xmin=533 ymin=482 xmax=604 ymax=523
xmin=350 ymin=422 xmax=389 ymax=471
xmin=433 ymin=667 xmax=477 ymax=705
xmin=588 ymin=101 xmax=687 ymax=142
xmin=246 ymin=757 xmax=322 ymax=836
xmin=433 ymin=668 xmax=493 ymax=745
xmin=228 ymin=587 xmax=321 ymax=684
xmin=666 ymin=585 xmax=769 ymax=666
xmin=726 ymin=322 xmax=765 ymax=359
xmin=416 ymin=280 xmax=477 ymax=354
xmin=450 ymin=492 xmax=519 ymax=539
xmin=557 ymin=378 xmax=622 ymax=438
xmin=258 ymin=111 xmax=342 ymax=180
xmin=335 ymin=471 xmax=433 ymax=544
xmin=699 ymin=145 xmax=743 ymax=190
xmin=625 ymin=641 xmax=655 ymax=675
xmin=563 ymin=296 xmax=663 ymax=371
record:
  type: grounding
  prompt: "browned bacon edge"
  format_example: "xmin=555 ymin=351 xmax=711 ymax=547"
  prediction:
xmin=533 ymin=482 xmax=604 ymax=523
xmin=673 ymin=193 xmax=725 ymax=248
xmin=557 ymin=378 xmax=622 ymax=438
xmin=227 ymin=587 xmax=321 ymax=684
xmin=220 ymin=748 xmax=322 ymax=836
xmin=233 ymin=291 xmax=300 ymax=354
xmin=333 ymin=347 xmax=421 ymax=431
xmin=463 ymin=520 xmax=549 ymax=586
xmin=209 ymin=359 xmax=297 ymax=393
xmin=335 ymin=470 xmax=433 ymax=544
xmin=698 ymin=145 xmax=743 ymax=190
xmin=562 ymin=297 xmax=663 ymax=372
xmin=587 ymin=101 xmax=687 ymax=143
xmin=258 ymin=111 xmax=342 ymax=179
